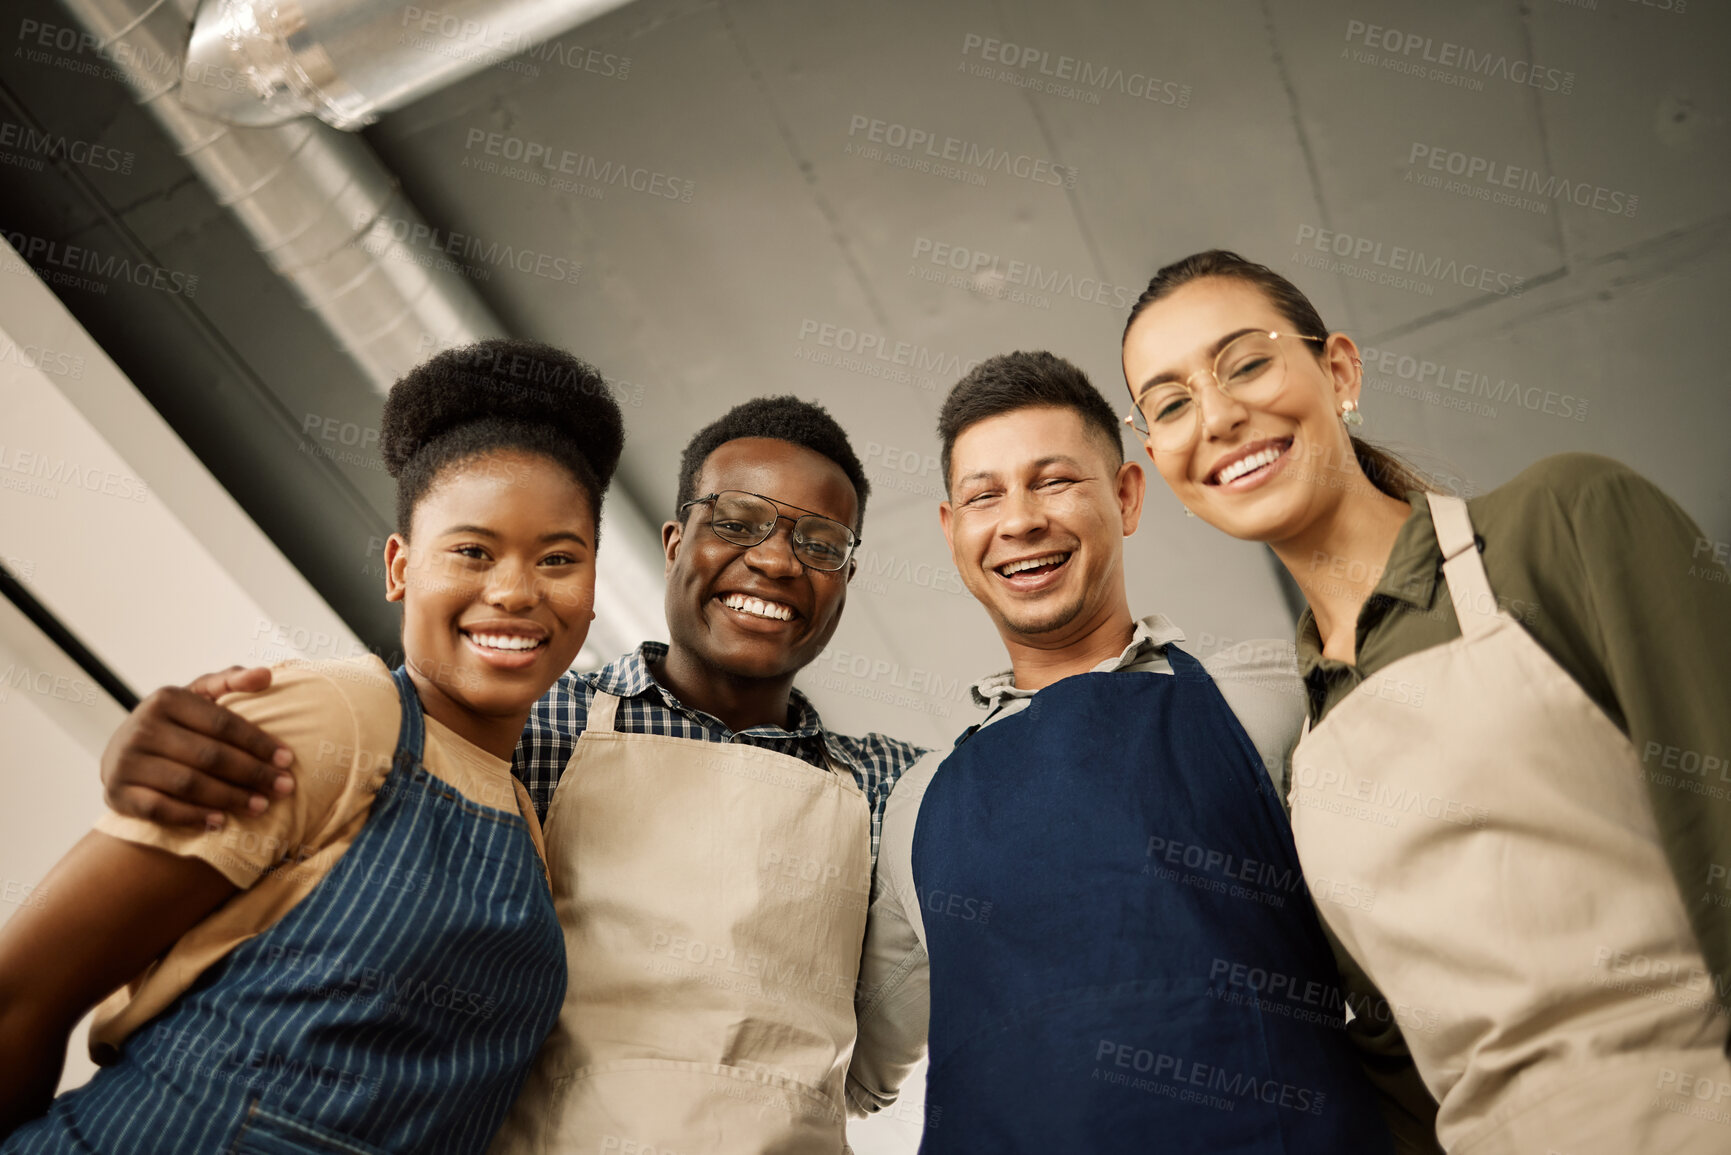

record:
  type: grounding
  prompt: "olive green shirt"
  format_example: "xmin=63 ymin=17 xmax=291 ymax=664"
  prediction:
xmin=1296 ymin=452 xmax=1731 ymax=1153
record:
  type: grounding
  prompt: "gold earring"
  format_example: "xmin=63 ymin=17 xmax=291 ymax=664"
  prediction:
xmin=1341 ymin=399 xmax=1364 ymax=428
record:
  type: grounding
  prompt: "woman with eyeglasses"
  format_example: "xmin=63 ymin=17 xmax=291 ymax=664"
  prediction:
xmin=1118 ymin=250 xmax=1731 ymax=1155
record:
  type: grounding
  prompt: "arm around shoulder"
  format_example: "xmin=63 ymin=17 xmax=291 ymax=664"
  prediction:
xmin=95 ymin=660 xmax=393 ymax=889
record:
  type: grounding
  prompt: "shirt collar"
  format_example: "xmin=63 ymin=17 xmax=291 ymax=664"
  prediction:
xmin=969 ymin=613 xmax=1187 ymax=712
xmin=585 ymin=641 xmax=827 ymax=740
xmin=1294 ymin=491 xmax=1440 ymax=680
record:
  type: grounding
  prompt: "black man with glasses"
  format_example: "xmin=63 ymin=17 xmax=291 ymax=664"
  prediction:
xmin=95 ymin=396 xmax=926 ymax=1155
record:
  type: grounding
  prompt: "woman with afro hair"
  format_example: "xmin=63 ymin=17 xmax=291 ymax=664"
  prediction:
xmin=0 ymin=339 xmax=624 ymax=1155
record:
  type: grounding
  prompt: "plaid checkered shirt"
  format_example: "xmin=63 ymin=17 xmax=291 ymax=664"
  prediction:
xmin=509 ymin=641 xmax=928 ymax=864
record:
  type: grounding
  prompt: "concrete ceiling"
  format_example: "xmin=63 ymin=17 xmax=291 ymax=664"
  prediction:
xmin=2 ymin=0 xmax=1725 ymax=1145
xmin=364 ymin=0 xmax=1730 ymax=747
xmin=2 ymin=0 xmax=1726 ymax=754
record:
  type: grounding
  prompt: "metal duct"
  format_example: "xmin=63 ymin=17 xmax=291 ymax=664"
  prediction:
xmin=59 ymin=0 xmax=500 ymax=385
xmin=181 ymin=0 xmax=636 ymax=129
xmin=58 ymin=0 xmax=668 ymax=664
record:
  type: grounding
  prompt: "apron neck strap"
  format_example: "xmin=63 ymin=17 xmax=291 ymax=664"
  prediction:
xmin=389 ymin=665 xmax=427 ymax=772
xmin=588 ymin=687 xmax=623 ymax=732
xmin=588 ymin=685 xmax=850 ymax=781
xmin=1424 ymin=492 xmax=1499 ymax=639
xmin=1163 ymin=641 xmax=1199 ymax=675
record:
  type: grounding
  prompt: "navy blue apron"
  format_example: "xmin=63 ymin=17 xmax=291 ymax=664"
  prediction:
xmin=911 ymin=647 xmax=1392 ymax=1153
xmin=5 ymin=666 xmax=567 ymax=1155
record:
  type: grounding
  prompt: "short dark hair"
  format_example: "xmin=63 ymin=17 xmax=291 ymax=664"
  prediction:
xmin=937 ymin=351 xmax=1124 ymax=494
xmin=382 ymin=339 xmax=626 ymax=540
xmin=675 ymin=395 xmax=870 ymax=532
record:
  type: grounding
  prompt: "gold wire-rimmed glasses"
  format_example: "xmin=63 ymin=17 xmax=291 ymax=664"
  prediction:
xmin=1125 ymin=330 xmax=1328 ymax=452
xmin=677 ymin=490 xmax=860 ymax=572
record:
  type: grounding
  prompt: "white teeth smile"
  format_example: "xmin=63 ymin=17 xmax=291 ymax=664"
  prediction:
xmin=466 ymin=633 xmax=544 ymax=651
xmin=998 ymin=553 xmax=1068 ymax=577
xmin=1215 ymin=444 xmax=1287 ymax=485
xmin=721 ymin=593 xmax=795 ymax=621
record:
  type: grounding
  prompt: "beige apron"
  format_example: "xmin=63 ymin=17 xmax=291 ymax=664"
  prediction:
xmin=488 ymin=691 xmax=873 ymax=1155
xmin=1290 ymin=493 xmax=1731 ymax=1155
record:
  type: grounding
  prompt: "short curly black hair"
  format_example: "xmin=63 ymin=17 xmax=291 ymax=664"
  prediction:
xmin=937 ymin=351 xmax=1124 ymax=494
xmin=675 ymin=396 xmax=870 ymax=532
xmin=382 ymin=339 xmax=626 ymax=540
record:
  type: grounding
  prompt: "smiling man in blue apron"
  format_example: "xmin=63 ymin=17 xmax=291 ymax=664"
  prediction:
xmin=848 ymin=352 xmax=1395 ymax=1152
xmin=96 ymin=395 xmax=926 ymax=1153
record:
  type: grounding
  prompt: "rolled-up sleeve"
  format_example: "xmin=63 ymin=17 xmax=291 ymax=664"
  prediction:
xmin=847 ymin=749 xmax=942 ymax=1117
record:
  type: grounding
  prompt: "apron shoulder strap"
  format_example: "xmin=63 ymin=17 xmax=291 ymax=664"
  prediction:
xmin=1163 ymin=641 xmax=1201 ymax=676
xmin=587 ymin=688 xmax=622 ymax=733
xmin=389 ymin=665 xmax=427 ymax=772
xmin=1424 ymin=492 xmax=1499 ymax=640
xmin=809 ymin=732 xmax=861 ymax=790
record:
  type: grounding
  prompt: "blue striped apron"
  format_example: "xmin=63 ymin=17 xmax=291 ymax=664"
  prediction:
xmin=4 ymin=666 xmax=567 ymax=1155
xmin=910 ymin=647 xmax=1392 ymax=1153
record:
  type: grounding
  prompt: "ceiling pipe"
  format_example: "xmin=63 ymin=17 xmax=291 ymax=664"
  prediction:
xmin=181 ymin=0 xmax=636 ymax=129
xmin=57 ymin=0 xmax=500 ymax=384
xmin=56 ymin=0 xmax=666 ymax=662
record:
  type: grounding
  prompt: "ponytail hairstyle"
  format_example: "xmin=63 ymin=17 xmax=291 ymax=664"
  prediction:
xmin=1122 ymin=250 xmax=1431 ymax=500
xmin=381 ymin=339 xmax=627 ymax=540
